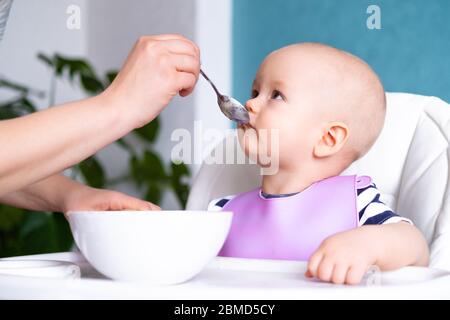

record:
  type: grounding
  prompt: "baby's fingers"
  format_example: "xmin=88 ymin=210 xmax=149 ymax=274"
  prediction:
xmin=331 ymin=263 xmax=350 ymax=285
xmin=306 ymin=251 xmax=323 ymax=278
xmin=345 ymin=264 xmax=367 ymax=285
xmin=316 ymin=258 xmax=334 ymax=282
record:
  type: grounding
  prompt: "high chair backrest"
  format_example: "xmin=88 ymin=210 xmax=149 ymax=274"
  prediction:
xmin=186 ymin=92 xmax=450 ymax=270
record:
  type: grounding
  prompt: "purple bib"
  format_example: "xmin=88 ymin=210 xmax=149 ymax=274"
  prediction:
xmin=220 ymin=175 xmax=363 ymax=261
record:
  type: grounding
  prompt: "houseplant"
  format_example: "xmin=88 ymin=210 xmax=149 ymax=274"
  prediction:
xmin=0 ymin=53 xmax=190 ymax=257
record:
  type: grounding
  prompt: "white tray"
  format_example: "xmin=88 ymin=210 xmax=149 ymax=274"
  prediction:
xmin=1 ymin=252 xmax=450 ymax=299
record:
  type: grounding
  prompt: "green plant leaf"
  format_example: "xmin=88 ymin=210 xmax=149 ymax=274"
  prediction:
xmin=171 ymin=161 xmax=190 ymax=177
xmin=144 ymin=182 xmax=162 ymax=205
xmin=19 ymin=97 xmax=38 ymax=113
xmin=105 ymin=71 xmax=118 ymax=86
xmin=70 ymin=60 xmax=95 ymax=79
xmin=134 ymin=117 xmax=160 ymax=143
xmin=17 ymin=212 xmax=73 ymax=255
xmin=53 ymin=54 xmax=95 ymax=78
xmin=78 ymin=156 xmax=105 ymax=188
xmin=0 ymin=100 xmax=23 ymax=119
xmin=0 ymin=79 xmax=29 ymax=95
xmin=0 ymin=78 xmax=45 ymax=99
xmin=80 ymin=74 xmax=104 ymax=94
xmin=54 ymin=54 xmax=67 ymax=76
xmin=0 ymin=229 xmax=23 ymax=258
xmin=130 ymin=149 xmax=168 ymax=193
xmin=169 ymin=162 xmax=191 ymax=208
xmin=37 ymin=53 xmax=55 ymax=67
xmin=40 ymin=53 xmax=104 ymax=94
xmin=19 ymin=211 xmax=48 ymax=238
xmin=116 ymin=138 xmax=135 ymax=154
xmin=0 ymin=205 xmax=24 ymax=232
xmin=130 ymin=155 xmax=143 ymax=186
xmin=137 ymin=150 xmax=167 ymax=181
xmin=0 ymin=97 xmax=38 ymax=120
xmin=52 ymin=212 xmax=74 ymax=250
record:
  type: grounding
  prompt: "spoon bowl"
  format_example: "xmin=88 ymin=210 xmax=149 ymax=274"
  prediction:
xmin=200 ymin=69 xmax=250 ymax=124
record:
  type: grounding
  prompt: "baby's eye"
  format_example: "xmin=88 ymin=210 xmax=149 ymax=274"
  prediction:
xmin=251 ymin=89 xmax=259 ymax=99
xmin=271 ymin=90 xmax=284 ymax=100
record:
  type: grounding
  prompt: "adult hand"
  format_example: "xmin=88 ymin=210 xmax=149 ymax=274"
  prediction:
xmin=103 ymin=34 xmax=201 ymax=128
xmin=63 ymin=184 xmax=160 ymax=218
xmin=0 ymin=34 xmax=200 ymax=196
xmin=0 ymin=175 xmax=160 ymax=218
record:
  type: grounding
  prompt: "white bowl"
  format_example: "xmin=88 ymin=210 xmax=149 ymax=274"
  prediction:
xmin=68 ymin=210 xmax=233 ymax=284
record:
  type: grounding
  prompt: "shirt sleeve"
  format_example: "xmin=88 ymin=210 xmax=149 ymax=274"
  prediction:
xmin=356 ymin=182 xmax=413 ymax=226
xmin=207 ymin=195 xmax=236 ymax=211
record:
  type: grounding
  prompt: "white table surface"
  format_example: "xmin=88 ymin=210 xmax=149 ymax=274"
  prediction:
xmin=1 ymin=252 xmax=450 ymax=299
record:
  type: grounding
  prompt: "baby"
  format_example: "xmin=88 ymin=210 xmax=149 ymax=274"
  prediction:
xmin=209 ymin=43 xmax=429 ymax=285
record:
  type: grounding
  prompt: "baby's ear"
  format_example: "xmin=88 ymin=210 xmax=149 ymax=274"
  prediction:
xmin=313 ymin=122 xmax=349 ymax=158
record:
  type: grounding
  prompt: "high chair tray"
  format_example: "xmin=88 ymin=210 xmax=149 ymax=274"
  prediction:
xmin=1 ymin=252 xmax=450 ymax=299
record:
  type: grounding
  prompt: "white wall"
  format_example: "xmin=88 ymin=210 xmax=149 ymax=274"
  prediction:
xmin=0 ymin=0 xmax=88 ymax=106
xmin=0 ymin=0 xmax=232 ymax=209
xmin=193 ymin=0 xmax=232 ymax=172
xmin=85 ymin=0 xmax=198 ymax=209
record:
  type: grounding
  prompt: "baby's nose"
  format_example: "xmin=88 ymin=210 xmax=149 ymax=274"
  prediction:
xmin=245 ymin=99 xmax=259 ymax=114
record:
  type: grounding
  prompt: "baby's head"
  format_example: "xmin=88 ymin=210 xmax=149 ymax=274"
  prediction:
xmin=239 ymin=43 xmax=386 ymax=177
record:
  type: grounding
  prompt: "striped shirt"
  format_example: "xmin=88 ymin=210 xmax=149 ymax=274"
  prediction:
xmin=208 ymin=182 xmax=412 ymax=226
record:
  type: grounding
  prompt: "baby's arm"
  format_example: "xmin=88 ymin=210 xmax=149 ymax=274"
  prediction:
xmin=306 ymin=222 xmax=429 ymax=285
xmin=366 ymin=222 xmax=429 ymax=269
xmin=306 ymin=181 xmax=429 ymax=284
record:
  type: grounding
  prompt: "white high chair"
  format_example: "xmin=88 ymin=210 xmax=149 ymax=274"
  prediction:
xmin=187 ymin=92 xmax=450 ymax=271
xmin=1 ymin=93 xmax=449 ymax=299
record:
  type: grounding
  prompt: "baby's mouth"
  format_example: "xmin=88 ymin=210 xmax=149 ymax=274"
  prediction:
xmin=239 ymin=123 xmax=254 ymax=130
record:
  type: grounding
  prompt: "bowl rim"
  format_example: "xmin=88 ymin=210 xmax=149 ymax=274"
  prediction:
xmin=67 ymin=210 xmax=233 ymax=216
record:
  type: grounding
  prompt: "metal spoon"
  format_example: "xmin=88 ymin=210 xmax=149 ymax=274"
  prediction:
xmin=200 ymin=69 xmax=250 ymax=124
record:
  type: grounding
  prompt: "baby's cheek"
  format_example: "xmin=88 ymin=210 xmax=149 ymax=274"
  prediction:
xmin=279 ymin=130 xmax=310 ymax=163
xmin=277 ymin=139 xmax=295 ymax=164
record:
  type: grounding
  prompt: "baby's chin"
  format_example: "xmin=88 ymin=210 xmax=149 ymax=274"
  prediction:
xmin=237 ymin=127 xmax=257 ymax=156
xmin=237 ymin=126 xmax=277 ymax=166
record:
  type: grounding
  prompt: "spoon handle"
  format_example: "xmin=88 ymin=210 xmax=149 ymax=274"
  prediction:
xmin=200 ymin=69 xmax=223 ymax=99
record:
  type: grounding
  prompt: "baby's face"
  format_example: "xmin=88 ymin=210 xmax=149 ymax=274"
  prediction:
xmin=238 ymin=48 xmax=325 ymax=169
xmin=238 ymin=43 xmax=386 ymax=176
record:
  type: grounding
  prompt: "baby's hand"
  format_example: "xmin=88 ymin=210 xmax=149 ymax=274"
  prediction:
xmin=305 ymin=227 xmax=379 ymax=285
xmin=63 ymin=184 xmax=160 ymax=218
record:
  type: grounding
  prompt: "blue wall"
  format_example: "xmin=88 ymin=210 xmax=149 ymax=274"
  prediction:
xmin=232 ymin=0 xmax=450 ymax=104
